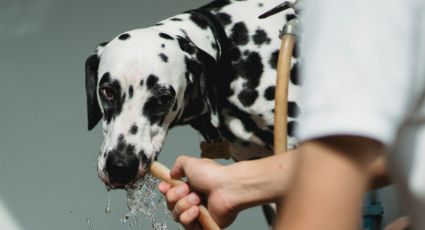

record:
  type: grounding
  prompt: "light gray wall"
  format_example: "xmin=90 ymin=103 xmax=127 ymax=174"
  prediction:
xmin=0 ymin=0 xmax=267 ymax=229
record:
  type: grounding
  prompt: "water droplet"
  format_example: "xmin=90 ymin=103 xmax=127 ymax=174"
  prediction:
xmin=86 ymin=218 xmax=94 ymax=230
xmin=105 ymin=191 xmax=111 ymax=214
xmin=105 ymin=184 xmax=112 ymax=192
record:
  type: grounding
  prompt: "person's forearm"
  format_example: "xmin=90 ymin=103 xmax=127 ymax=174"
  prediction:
xmin=278 ymin=137 xmax=386 ymax=230
xmin=222 ymin=149 xmax=298 ymax=212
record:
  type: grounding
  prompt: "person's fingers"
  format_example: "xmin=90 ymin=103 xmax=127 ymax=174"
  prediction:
xmin=170 ymin=156 xmax=192 ymax=179
xmin=172 ymin=192 xmax=201 ymax=220
xmin=158 ymin=182 xmax=171 ymax=194
xmin=165 ymin=184 xmax=190 ymax=210
xmin=180 ymin=206 xmax=201 ymax=229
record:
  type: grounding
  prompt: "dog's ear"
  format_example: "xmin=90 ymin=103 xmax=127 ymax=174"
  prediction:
xmin=178 ymin=36 xmax=220 ymax=128
xmin=85 ymin=42 xmax=108 ymax=130
xmin=197 ymin=51 xmax=220 ymax=128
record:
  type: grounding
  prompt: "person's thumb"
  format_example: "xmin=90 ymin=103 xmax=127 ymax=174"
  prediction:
xmin=170 ymin=155 xmax=193 ymax=179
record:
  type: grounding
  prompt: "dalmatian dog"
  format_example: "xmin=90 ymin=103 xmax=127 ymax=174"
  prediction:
xmin=85 ymin=0 xmax=300 ymax=221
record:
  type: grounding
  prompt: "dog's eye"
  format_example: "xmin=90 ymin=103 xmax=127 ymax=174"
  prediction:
xmin=101 ymin=87 xmax=115 ymax=101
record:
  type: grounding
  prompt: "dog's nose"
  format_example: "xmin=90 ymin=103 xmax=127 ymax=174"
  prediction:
xmin=105 ymin=154 xmax=139 ymax=184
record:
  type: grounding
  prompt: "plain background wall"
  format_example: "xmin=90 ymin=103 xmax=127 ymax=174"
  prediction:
xmin=0 ymin=0 xmax=268 ymax=229
xmin=0 ymin=0 xmax=403 ymax=229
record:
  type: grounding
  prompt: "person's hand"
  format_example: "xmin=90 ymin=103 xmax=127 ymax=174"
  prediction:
xmin=158 ymin=156 xmax=238 ymax=229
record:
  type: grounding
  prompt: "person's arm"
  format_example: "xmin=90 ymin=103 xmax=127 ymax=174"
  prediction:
xmin=277 ymin=136 xmax=386 ymax=230
xmin=159 ymin=149 xmax=298 ymax=229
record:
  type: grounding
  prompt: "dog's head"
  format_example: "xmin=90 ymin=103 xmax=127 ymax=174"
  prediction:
xmin=85 ymin=29 xmax=217 ymax=188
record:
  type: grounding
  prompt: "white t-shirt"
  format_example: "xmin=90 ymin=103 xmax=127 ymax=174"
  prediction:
xmin=298 ymin=0 xmax=425 ymax=227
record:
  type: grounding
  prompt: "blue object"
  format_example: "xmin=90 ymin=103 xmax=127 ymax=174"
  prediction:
xmin=362 ymin=191 xmax=384 ymax=230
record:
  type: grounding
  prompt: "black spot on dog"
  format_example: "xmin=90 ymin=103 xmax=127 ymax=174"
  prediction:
xmin=177 ymin=37 xmax=196 ymax=54
xmin=190 ymin=14 xmax=208 ymax=29
xmin=290 ymin=62 xmax=300 ymax=85
xmin=230 ymin=47 xmax=242 ymax=61
xmin=234 ymin=51 xmax=264 ymax=89
xmin=258 ymin=3 xmax=263 ymax=7
xmin=286 ymin=14 xmax=297 ymax=22
xmin=159 ymin=33 xmax=174 ymax=40
xmin=232 ymin=51 xmax=264 ymax=108
xmin=129 ymin=85 xmax=134 ymax=99
xmin=252 ymin=29 xmax=271 ymax=46
xmin=155 ymin=23 xmax=164 ymax=26
xmin=159 ymin=53 xmax=168 ymax=62
xmin=146 ymin=74 xmax=159 ymax=90
xmin=264 ymin=86 xmax=275 ymax=101
xmin=171 ymin=17 xmax=182 ymax=21
xmin=288 ymin=102 xmax=300 ymax=118
xmin=230 ymin=22 xmax=249 ymax=46
xmin=238 ymin=89 xmax=258 ymax=107
xmin=143 ymin=85 xmax=176 ymax=124
xmin=140 ymin=79 xmax=144 ymax=86
xmin=99 ymin=41 xmax=109 ymax=47
xmin=118 ymin=33 xmax=130 ymax=40
xmin=269 ymin=50 xmax=279 ymax=69
xmin=287 ymin=120 xmax=298 ymax=137
xmin=161 ymin=44 xmax=165 ymax=48
xmin=179 ymin=29 xmax=190 ymax=40
xmin=140 ymin=152 xmax=152 ymax=167
xmin=211 ymin=42 xmax=218 ymax=50
xmin=116 ymin=134 xmax=126 ymax=151
xmin=129 ymin=124 xmax=138 ymax=135
xmin=216 ymin=12 xmax=232 ymax=26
